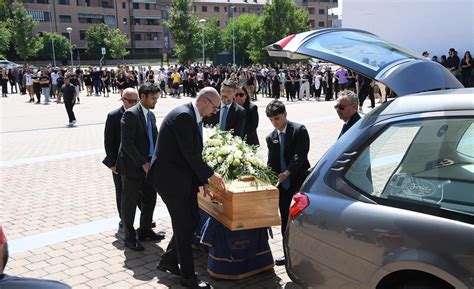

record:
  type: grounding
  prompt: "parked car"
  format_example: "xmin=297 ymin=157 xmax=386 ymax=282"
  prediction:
xmin=266 ymin=29 xmax=473 ymax=289
xmin=0 ymin=60 xmax=20 ymax=69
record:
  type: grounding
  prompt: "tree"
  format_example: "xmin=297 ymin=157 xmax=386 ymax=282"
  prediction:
xmin=7 ymin=0 xmax=42 ymax=60
xmin=223 ymin=13 xmax=258 ymax=65
xmin=248 ymin=0 xmax=310 ymax=64
xmin=37 ymin=32 xmax=73 ymax=60
xmin=0 ymin=23 xmax=10 ymax=58
xmin=106 ymin=28 xmax=129 ymax=60
xmin=167 ymin=0 xmax=200 ymax=64
xmin=203 ymin=17 xmax=223 ymax=64
xmin=85 ymin=23 xmax=129 ymax=60
xmin=0 ymin=0 xmax=9 ymax=21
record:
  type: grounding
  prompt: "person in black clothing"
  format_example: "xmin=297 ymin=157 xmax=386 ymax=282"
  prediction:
xmin=335 ymin=90 xmax=361 ymax=139
xmin=325 ymin=68 xmax=333 ymax=101
xmin=92 ymin=68 xmax=102 ymax=96
xmin=61 ymin=75 xmax=77 ymax=126
xmin=33 ymin=71 xmax=42 ymax=103
xmin=69 ymin=72 xmax=80 ymax=104
xmin=116 ymin=83 xmax=164 ymax=251
xmin=357 ymin=74 xmax=375 ymax=110
xmin=0 ymin=68 xmax=8 ymax=97
xmin=445 ymin=48 xmax=461 ymax=76
xmin=265 ymin=100 xmax=310 ymax=266
xmin=101 ymin=69 xmax=111 ymax=97
xmin=235 ymin=86 xmax=259 ymax=146
xmin=271 ymin=70 xmax=280 ymax=99
xmin=56 ymin=72 xmax=64 ymax=103
xmin=460 ymin=51 xmax=472 ymax=87
xmin=147 ymin=87 xmax=225 ymax=289
xmin=83 ymin=70 xmax=92 ymax=96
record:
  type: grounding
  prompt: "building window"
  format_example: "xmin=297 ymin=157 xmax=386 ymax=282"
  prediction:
xmin=133 ymin=2 xmax=139 ymax=9
xmin=27 ymin=10 xmax=50 ymax=22
xmin=242 ymin=8 xmax=245 ymax=13
xmin=145 ymin=3 xmax=149 ymax=9
xmin=202 ymin=6 xmax=207 ymax=12
xmin=58 ymin=0 xmax=69 ymax=5
xmin=79 ymin=30 xmax=86 ymax=40
xmin=123 ymin=17 xmax=127 ymax=24
xmin=59 ymin=15 xmax=71 ymax=22
xmin=193 ymin=6 xmax=196 ymax=12
xmin=104 ymin=15 xmax=116 ymax=25
xmin=214 ymin=6 xmax=219 ymax=13
xmin=318 ymin=21 xmax=325 ymax=27
xmin=134 ymin=34 xmax=142 ymax=41
xmin=134 ymin=18 xmax=140 ymax=25
xmin=78 ymin=13 xmax=104 ymax=24
xmin=122 ymin=2 xmax=125 ymax=8
xmin=62 ymin=32 xmax=69 ymax=39
xmin=319 ymin=9 xmax=325 ymax=15
xmin=308 ymin=8 xmax=315 ymax=14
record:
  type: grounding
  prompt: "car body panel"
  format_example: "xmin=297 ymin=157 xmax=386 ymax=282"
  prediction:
xmin=264 ymin=29 xmax=463 ymax=96
xmin=284 ymin=105 xmax=474 ymax=288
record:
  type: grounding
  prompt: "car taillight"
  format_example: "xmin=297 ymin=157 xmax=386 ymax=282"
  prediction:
xmin=289 ymin=192 xmax=309 ymax=219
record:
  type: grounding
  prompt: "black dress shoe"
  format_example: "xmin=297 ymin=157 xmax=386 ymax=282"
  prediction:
xmin=275 ymin=256 xmax=286 ymax=266
xmin=137 ymin=230 xmax=165 ymax=242
xmin=124 ymin=240 xmax=144 ymax=251
xmin=180 ymin=277 xmax=211 ymax=288
xmin=156 ymin=262 xmax=180 ymax=276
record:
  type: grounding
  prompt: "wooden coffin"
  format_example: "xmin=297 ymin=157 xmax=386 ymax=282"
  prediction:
xmin=198 ymin=177 xmax=280 ymax=231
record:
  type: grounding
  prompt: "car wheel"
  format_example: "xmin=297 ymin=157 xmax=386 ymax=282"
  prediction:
xmin=397 ymin=280 xmax=452 ymax=289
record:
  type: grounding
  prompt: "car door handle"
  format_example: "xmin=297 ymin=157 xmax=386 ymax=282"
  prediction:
xmin=331 ymin=167 xmax=345 ymax=171
xmin=336 ymin=159 xmax=351 ymax=164
xmin=343 ymin=151 xmax=358 ymax=156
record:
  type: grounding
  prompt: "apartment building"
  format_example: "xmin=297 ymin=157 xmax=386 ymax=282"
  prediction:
xmin=14 ymin=0 xmax=338 ymax=59
xmin=17 ymin=0 xmax=172 ymax=58
xmin=192 ymin=0 xmax=268 ymax=29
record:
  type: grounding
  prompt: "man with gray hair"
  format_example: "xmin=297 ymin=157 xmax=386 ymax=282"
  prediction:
xmin=103 ymin=88 xmax=139 ymax=229
xmin=147 ymin=86 xmax=225 ymax=288
xmin=334 ymin=90 xmax=361 ymax=139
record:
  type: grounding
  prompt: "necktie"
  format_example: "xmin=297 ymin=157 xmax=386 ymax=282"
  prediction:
xmin=198 ymin=121 xmax=203 ymax=137
xmin=279 ymin=132 xmax=290 ymax=190
xmin=220 ymin=105 xmax=228 ymax=131
xmin=147 ymin=111 xmax=154 ymax=157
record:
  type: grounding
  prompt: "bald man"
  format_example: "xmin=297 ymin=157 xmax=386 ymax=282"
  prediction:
xmin=147 ymin=87 xmax=225 ymax=289
xmin=0 ymin=226 xmax=71 ymax=288
xmin=103 ymin=88 xmax=139 ymax=228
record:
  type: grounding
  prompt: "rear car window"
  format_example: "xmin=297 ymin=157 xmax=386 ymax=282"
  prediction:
xmin=344 ymin=118 xmax=474 ymax=217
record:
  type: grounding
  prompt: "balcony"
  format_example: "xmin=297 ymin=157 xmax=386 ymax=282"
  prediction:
xmin=76 ymin=0 xmax=114 ymax=9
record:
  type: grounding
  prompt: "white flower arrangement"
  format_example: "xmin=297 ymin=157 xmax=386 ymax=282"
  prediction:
xmin=203 ymin=127 xmax=278 ymax=185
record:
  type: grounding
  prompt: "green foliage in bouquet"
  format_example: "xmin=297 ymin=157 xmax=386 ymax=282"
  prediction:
xmin=203 ymin=127 xmax=278 ymax=185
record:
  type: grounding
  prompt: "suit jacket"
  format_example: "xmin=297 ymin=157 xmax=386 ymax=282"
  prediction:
xmin=204 ymin=101 xmax=246 ymax=138
xmin=102 ymin=106 xmax=125 ymax=168
xmin=244 ymin=103 xmax=259 ymax=146
xmin=266 ymin=121 xmax=310 ymax=192
xmin=338 ymin=112 xmax=361 ymax=139
xmin=147 ymin=103 xmax=214 ymax=197
xmin=116 ymin=104 xmax=158 ymax=178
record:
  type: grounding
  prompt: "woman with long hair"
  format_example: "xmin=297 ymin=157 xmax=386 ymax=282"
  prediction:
xmin=460 ymin=51 xmax=472 ymax=87
xmin=235 ymin=86 xmax=259 ymax=146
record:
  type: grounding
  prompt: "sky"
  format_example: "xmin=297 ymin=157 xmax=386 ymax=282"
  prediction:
xmin=330 ymin=0 xmax=343 ymax=16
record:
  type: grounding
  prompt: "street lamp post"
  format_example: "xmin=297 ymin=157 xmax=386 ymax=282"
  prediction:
xmin=48 ymin=6 xmax=56 ymax=67
xmin=231 ymin=6 xmax=235 ymax=66
xmin=199 ymin=18 xmax=206 ymax=66
xmin=66 ymin=27 xmax=73 ymax=66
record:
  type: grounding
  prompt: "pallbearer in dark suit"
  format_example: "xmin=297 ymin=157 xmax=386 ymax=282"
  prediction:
xmin=235 ymin=86 xmax=259 ymax=146
xmin=203 ymin=79 xmax=246 ymax=139
xmin=265 ymin=100 xmax=310 ymax=266
xmin=147 ymin=87 xmax=225 ymax=289
xmin=335 ymin=90 xmax=361 ymax=139
xmin=116 ymin=83 xmax=164 ymax=251
xmin=103 ymin=88 xmax=139 ymax=227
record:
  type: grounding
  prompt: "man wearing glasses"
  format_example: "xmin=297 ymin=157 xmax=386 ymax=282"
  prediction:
xmin=335 ymin=90 xmax=361 ymax=139
xmin=103 ymin=88 xmax=139 ymax=230
xmin=147 ymin=87 xmax=225 ymax=289
xmin=203 ymin=79 xmax=246 ymax=138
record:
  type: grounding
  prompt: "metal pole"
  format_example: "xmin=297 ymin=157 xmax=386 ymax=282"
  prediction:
xmin=68 ymin=31 xmax=73 ymax=66
xmin=232 ymin=7 xmax=235 ymax=65
xmin=202 ymin=26 xmax=205 ymax=65
xmin=48 ymin=6 xmax=56 ymax=67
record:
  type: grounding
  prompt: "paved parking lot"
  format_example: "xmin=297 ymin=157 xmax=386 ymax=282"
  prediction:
xmin=0 ymin=88 xmax=375 ymax=288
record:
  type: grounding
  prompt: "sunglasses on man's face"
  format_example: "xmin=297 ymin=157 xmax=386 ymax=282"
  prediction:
xmin=123 ymin=98 xmax=138 ymax=104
